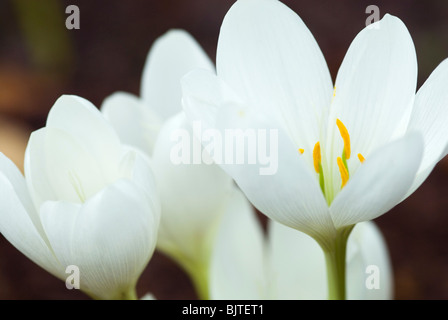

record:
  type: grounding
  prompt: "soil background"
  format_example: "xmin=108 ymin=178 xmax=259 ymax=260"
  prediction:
xmin=0 ymin=0 xmax=447 ymax=300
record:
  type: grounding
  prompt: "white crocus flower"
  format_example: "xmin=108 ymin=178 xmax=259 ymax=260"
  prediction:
xmin=182 ymin=0 xmax=448 ymax=299
xmin=211 ymin=192 xmax=392 ymax=300
xmin=101 ymin=30 xmax=240 ymax=299
xmin=0 ymin=95 xmax=160 ymax=300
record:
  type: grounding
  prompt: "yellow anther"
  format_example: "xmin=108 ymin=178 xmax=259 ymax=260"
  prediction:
xmin=358 ymin=153 xmax=365 ymax=163
xmin=337 ymin=157 xmax=349 ymax=188
xmin=313 ymin=142 xmax=321 ymax=173
xmin=313 ymin=142 xmax=326 ymax=196
xmin=298 ymin=148 xmax=304 ymax=155
xmin=336 ymin=118 xmax=351 ymax=159
xmin=333 ymin=86 xmax=337 ymax=98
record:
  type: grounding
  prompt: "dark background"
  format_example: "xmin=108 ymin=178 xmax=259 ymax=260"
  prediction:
xmin=0 ymin=0 xmax=447 ymax=300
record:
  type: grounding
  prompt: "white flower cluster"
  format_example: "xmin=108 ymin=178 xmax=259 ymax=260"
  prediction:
xmin=1 ymin=0 xmax=447 ymax=300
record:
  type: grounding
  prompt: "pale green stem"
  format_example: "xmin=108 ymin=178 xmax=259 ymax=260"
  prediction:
xmin=162 ymin=248 xmax=211 ymax=300
xmin=319 ymin=225 xmax=355 ymax=300
xmin=121 ymin=287 xmax=138 ymax=300
xmin=184 ymin=261 xmax=210 ymax=300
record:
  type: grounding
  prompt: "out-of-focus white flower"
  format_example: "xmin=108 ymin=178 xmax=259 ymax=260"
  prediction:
xmin=210 ymin=193 xmax=393 ymax=300
xmin=101 ymin=30 xmax=238 ymax=299
xmin=0 ymin=95 xmax=160 ymax=300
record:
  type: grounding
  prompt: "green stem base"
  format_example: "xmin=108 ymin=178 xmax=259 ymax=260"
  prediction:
xmin=320 ymin=225 xmax=355 ymax=300
xmin=162 ymin=249 xmax=211 ymax=300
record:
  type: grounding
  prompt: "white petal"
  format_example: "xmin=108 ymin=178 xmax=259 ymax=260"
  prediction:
xmin=268 ymin=221 xmax=327 ymax=299
xmin=216 ymin=104 xmax=335 ymax=243
xmin=141 ymin=29 xmax=214 ymax=120
xmin=209 ymin=189 xmax=266 ymax=299
xmin=0 ymin=153 xmax=36 ymax=221
xmin=346 ymin=222 xmax=393 ymax=300
xmin=330 ymin=133 xmax=423 ymax=228
xmin=327 ymin=14 xmax=417 ymax=172
xmin=152 ymin=112 xmax=233 ymax=262
xmin=101 ymin=92 xmax=162 ymax=156
xmin=182 ymin=69 xmax=335 ymax=243
xmin=182 ymin=69 xmax=242 ymax=131
xmin=39 ymin=201 xmax=80 ymax=269
xmin=217 ymin=0 xmax=333 ymax=152
xmin=24 ymin=128 xmax=56 ymax=207
xmin=0 ymin=153 xmax=61 ymax=279
xmin=128 ymin=151 xmax=160 ymax=218
xmin=405 ymin=58 xmax=448 ymax=197
xmin=26 ymin=128 xmax=109 ymax=207
xmin=47 ymin=95 xmax=123 ymax=177
xmin=41 ymin=179 xmax=159 ymax=300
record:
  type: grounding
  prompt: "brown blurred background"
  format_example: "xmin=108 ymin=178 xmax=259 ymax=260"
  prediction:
xmin=0 ymin=0 xmax=447 ymax=300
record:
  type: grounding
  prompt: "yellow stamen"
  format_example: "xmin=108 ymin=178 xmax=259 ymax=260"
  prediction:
xmin=333 ymin=86 xmax=337 ymax=98
xmin=336 ymin=118 xmax=351 ymax=159
xmin=337 ymin=157 xmax=349 ymax=188
xmin=313 ymin=142 xmax=321 ymax=173
xmin=298 ymin=148 xmax=304 ymax=155
xmin=358 ymin=153 xmax=365 ymax=163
